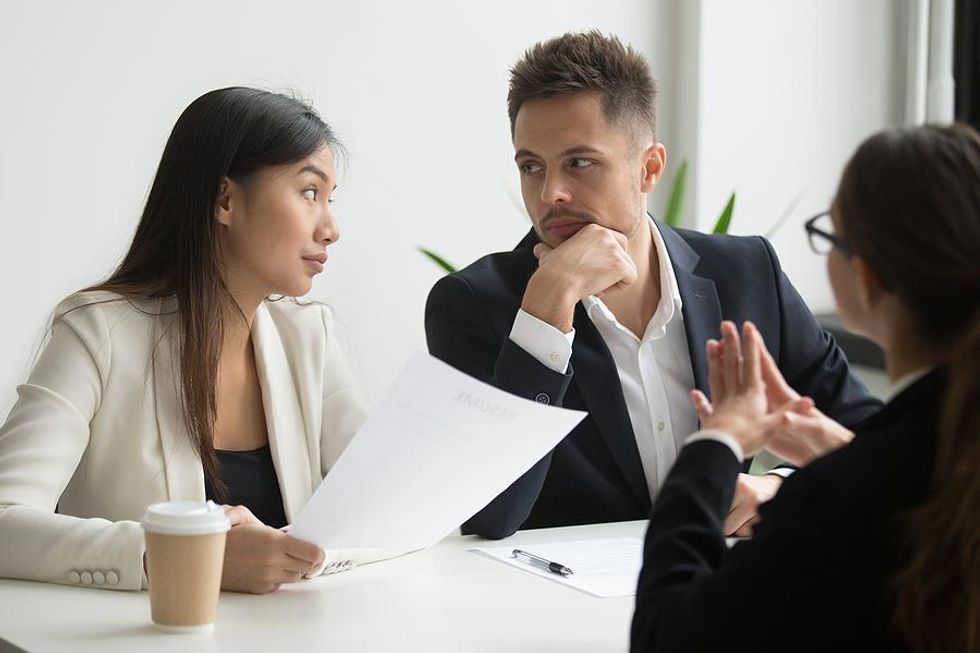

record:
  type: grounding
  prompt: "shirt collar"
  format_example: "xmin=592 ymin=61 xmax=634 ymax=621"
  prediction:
xmin=583 ymin=216 xmax=683 ymax=340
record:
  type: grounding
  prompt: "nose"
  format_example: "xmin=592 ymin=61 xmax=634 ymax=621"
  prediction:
xmin=540 ymin=170 xmax=572 ymax=205
xmin=316 ymin=205 xmax=340 ymax=245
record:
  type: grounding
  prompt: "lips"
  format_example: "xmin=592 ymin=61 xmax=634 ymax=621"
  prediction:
xmin=545 ymin=220 xmax=588 ymax=238
xmin=302 ymin=252 xmax=327 ymax=274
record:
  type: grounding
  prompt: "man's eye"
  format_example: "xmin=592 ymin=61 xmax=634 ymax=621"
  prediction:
xmin=519 ymin=162 xmax=542 ymax=174
xmin=303 ymin=187 xmax=318 ymax=201
xmin=570 ymin=158 xmax=593 ymax=168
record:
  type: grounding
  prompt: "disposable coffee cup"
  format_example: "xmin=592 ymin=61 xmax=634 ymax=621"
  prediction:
xmin=141 ymin=501 xmax=231 ymax=633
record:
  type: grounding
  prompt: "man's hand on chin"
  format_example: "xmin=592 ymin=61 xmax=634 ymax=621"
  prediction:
xmin=521 ymin=224 xmax=637 ymax=333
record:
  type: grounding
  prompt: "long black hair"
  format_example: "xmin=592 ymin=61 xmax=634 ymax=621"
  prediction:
xmin=88 ymin=87 xmax=340 ymax=494
xmin=834 ymin=123 xmax=980 ymax=653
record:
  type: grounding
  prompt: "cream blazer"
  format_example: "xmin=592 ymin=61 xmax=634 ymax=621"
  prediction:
xmin=0 ymin=291 xmax=379 ymax=591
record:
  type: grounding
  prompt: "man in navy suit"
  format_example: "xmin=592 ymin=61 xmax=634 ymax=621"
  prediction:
xmin=425 ymin=31 xmax=880 ymax=539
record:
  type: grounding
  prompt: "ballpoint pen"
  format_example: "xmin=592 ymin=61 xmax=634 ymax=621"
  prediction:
xmin=512 ymin=549 xmax=574 ymax=576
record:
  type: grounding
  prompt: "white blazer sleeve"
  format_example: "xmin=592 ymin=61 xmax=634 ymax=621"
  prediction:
xmin=0 ymin=302 xmax=146 ymax=590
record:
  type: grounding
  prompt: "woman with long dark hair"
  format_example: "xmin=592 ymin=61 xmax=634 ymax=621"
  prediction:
xmin=631 ymin=123 xmax=980 ymax=653
xmin=0 ymin=87 xmax=377 ymax=593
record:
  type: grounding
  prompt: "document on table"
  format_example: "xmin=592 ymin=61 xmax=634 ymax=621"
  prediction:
xmin=471 ymin=538 xmax=644 ymax=598
xmin=289 ymin=352 xmax=587 ymax=550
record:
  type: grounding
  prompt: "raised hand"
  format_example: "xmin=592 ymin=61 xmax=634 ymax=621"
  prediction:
xmin=691 ymin=323 xmax=852 ymax=466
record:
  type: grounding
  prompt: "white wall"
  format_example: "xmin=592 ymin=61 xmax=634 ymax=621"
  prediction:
xmin=0 ymin=1 xmax=906 ymax=418
xmin=681 ymin=0 xmax=907 ymax=312
xmin=0 ymin=0 xmax=663 ymax=413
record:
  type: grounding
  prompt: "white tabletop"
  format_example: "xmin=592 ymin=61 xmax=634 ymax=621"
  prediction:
xmin=0 ymin=520 xmax=647 ymax=653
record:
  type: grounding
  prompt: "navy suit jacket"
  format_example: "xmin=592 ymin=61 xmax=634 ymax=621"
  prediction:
xmin=425 ymin=221 xmax=881 ymax=539
xmin=630 ymin=370 xmax=944 ymax=653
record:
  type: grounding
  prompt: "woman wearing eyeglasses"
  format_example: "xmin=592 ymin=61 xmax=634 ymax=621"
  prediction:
xmin=631 ymin=123 xmax=980 ymax=653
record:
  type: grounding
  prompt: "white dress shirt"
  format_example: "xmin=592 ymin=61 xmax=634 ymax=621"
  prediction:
xmin=509 ymin=218 xmax=698 ymax=500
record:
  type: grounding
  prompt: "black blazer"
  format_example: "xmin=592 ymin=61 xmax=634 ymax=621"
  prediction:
xmin=424 ymin=221 xmax=881 ymax=538
xmin=630 ymin=370 xmax=944 ymax=653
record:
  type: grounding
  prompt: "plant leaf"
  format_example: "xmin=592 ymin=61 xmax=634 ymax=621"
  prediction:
xmin=713 ymin=192 xmax=735 ymax=234
xmin=418 ymin=247 xmax=457 ymax=274
xmin=663 ymin=159 xmax=688 ymax=227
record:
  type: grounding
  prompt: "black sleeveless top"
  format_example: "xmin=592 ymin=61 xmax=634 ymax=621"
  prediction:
xmin=205 ymin=445 xmax=288 ymax=529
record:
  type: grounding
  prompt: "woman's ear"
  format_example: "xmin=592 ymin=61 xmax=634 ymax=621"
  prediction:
xmin=214 ymin=178 xmax=235 ymax=227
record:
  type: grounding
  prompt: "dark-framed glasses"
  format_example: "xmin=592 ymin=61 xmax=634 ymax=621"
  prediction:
xmin=804 ymin=211 xmax=851 ymax=256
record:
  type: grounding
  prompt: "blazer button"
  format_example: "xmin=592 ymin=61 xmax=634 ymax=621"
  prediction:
xmin=80 ymin=571 xmax=93 ymax=585
xmin=106 ymin=570 xmax=120 ymax=586
xmin=67 ymin=570 xmax=81 ymax=584
xmin=93 ymin=571 xmax=106 ymax=585
xmin=534 ymin=393 xmax=550 ymax=405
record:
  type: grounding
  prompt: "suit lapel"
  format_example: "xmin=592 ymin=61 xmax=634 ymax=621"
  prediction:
xmin=515 ymin=223 xmax=722 ymax=506
xmin=251 ymin=304 xmax=313 ymax=522
xmin=152 ymin=300 xmax=205 ymax=500
xmin=657 ymin=223 xmax=723 ymax=397
xmin=569 ymin=304 xmax=651 ymax=510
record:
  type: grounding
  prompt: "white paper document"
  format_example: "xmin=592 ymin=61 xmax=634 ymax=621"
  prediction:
xmin=289 ymin=352 xmax=587 ymax=550
xmin=471 ymin=537 xmax=644 ymax=598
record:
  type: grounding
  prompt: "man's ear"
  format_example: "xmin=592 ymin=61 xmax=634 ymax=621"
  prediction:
xmin=214 ymin=177 xmax=235 ymax=227
xmin=852 ymin=255 xmax=885 ymax=312
xmin=640 ymin=142 xmax=666 ymax=193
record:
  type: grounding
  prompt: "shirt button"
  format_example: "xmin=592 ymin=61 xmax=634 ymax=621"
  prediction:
xmin=534 ymin=393 xmax=550 ymax=405
xmin=80 ymin=571 xmax=93 ymax=585
xmin=93 ymin=571 xmax=106 ymax=585
xmin=106 ymin=571 xmax=120 ymax=586
xmin=657 ymin=421 xmax=665 ymax=432
xmin=67 ymin=570 xmax=81 ymax=584
xmin=549 ymin=352 xmax=561 ymax=365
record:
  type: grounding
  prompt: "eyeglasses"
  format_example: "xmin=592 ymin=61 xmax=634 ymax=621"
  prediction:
xmin=804 ymin=211 xmax=851 ymax=256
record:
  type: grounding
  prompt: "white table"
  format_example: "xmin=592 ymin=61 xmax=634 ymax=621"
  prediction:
xmin=0 ymin=520 xmax=646 ymax=652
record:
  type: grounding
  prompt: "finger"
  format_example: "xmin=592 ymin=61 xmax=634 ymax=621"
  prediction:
xmin=706 ymin=339 xmax=725 ymax=400
xmin=690 ymin=389 xmax=714 ymax=422
xmin=783 ymin=410 xmax=852 ymax=447
xmin=758 ymin=334 xmax=799 ymax=401
xmin=620 ymin=254 xmax=639 ymax=286
xmin=532 ymin=243 xmax=551 ymax=260
xmin=282 ymin=555 xmax=318 ymax=575
xmin=608 ymin=228 xmax=630 ymax=251
xmin=282 ymin=549 xmax=325 ymax=576
xmin=223 ymin=505 xmax=258 ymax=527
xmin=733 ymin=516 xmax=759 ymax=537
xmin=724 ymin=501 xmax=756 ymax=536
xmin=278 ymin=571 xmax=304 ymax=585
xmin=741 ymin=322 xmax=762 ymax=389
xmin=769 ymin=397 xmax=814 ymax=423
xmin=284 ymin=535 xmax=324 ymax=565
xmin=781 ymin=411 xmax=824 ymax=437
xmin=721 ymin=321 xmax=741 ymax=394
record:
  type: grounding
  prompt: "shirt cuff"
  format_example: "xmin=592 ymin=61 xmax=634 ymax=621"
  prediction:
xmin=685 ymin=430 xmax=745 ymax=463
xmin=763 ymin=467 xmax=795 ymax=479
xmin=509 ymin=309 xmax=574 ymax=374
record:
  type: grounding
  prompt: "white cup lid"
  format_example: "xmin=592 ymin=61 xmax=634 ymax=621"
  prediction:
xmin=141 ymin=500 xmax=231 ymax=536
